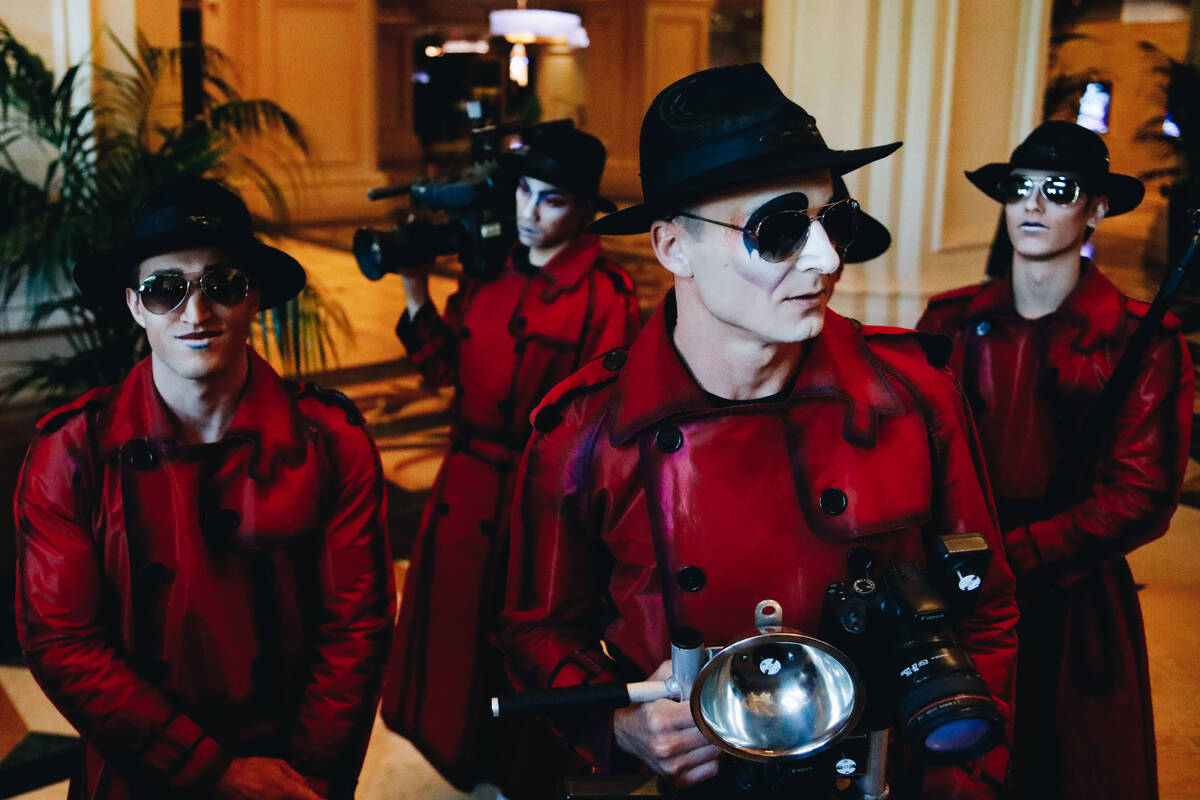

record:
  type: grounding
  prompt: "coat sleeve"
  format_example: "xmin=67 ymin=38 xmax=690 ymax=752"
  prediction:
xmin=394 ymin=281 xmax=468 ymax=388
xmin=923 ymin=370 xmax=1019 ymax=798
xmin=287 ymin=419 xmax=395 ymax=798
xmin=14 ymin=430 xmax=234 ymax=793
xmin=579 ymin=265 xmax=640 ymax=362
xmin=499 ymin=400 xmax=623 ymax=765
xmin=1004 ymin=331 xmax=1194 ymax=580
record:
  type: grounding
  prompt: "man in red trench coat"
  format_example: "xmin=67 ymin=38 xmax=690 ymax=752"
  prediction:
xmin=500 ymin=64 xmax=1019 ymax=799
xmin=14 ymin=177 xmax=395 ymax=800
xmin=917 ymin=121 xmax=1194 ymax=800
xmin=380 ymin=124 xmax=640 ymax=795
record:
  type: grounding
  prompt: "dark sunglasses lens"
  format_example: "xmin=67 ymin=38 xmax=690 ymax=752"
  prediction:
xmin=201 ymin=268 xmax=250 ymax=306
xmin=1042 ymin=177 xmax=1080 ymax=205
xmin=140 ymin=276 xmax=188 ymax=314
xmin=821 ymin=201 xmax=860 ymax=248
xmin=999 ymin=176 xmax=1032 ymax=203
xmin=754 ymin=212 xmax=812 ymax=262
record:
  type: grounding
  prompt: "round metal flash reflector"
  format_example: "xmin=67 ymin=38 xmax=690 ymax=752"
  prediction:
xmin=690 ymin=632 xmax=863 ymax=761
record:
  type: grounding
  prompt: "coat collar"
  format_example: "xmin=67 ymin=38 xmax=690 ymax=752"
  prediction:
xmin=510 ymin=233 xmax=604 ymax=302
xmin=610 ymin=293 xmax=907 ymax=447
xmin=963 ymin=259 xmax=1125 ymax=350
xmin=99 ymin=349 xmax=308 ymax=477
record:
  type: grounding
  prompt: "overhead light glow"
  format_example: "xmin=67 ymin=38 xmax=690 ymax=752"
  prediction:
xmin=424 ymin=45 xmax=443 ymax=58
xmin=490 ymin=8 xmax=589 ymax=48
xmin=509 ymin=42 xmax=530 ymax=87
xmin=443 ymin=39 xmax=491 ymax=55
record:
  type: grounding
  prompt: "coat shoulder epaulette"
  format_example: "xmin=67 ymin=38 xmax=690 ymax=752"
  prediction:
xmin=1123 ymin=297 xmax=1183 ymax=331
xmin=35 ymin=385 xmax=112 ymax=435
xmin=926 ymin=283 xmax=983 ymax=309
xmin=289 ymin=380 xmax=366 ymax=427
xmin=530 ymin=347 xmax=626 ymax=434
xmin=593 ymin=257 xmax=637 ymax=295
xmin=860 ymin=325 xmax=954 ymax=369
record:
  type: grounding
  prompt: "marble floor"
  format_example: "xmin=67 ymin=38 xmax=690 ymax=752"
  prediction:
xmin=3 ymin=230 xmax=1198 ymax=799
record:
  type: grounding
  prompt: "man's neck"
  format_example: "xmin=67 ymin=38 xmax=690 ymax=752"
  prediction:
xmin=1011 ymin=250 xmax=1082 ymax=320
xmin=150 ymin=352 xmax=249 ymax=444
xmin=672 ymin=298 xmax=806 ymax=400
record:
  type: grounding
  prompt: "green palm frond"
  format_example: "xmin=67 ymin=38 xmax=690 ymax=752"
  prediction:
xmin=0 ymin=24 xmax=340 ymax=401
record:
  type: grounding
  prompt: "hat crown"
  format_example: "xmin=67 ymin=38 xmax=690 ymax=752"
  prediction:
xmin=638 ymin=64 xmax=827 ymax=206
xmin=130 ymin=176 xmax=254 ymax=245
xmin=1010 ymin=120 xmax=1111 ymax=178
xmin=506 ymin=124 xmax=609 ymax=203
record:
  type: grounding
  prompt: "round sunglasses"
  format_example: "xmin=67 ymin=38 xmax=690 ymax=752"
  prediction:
xmin=674 ymin=198 xmax=861 ymax=263
xmin=998 ymin=175 xmax=1083 ymax=207
xmin=135 ymin=267 xmax=251 ymax=315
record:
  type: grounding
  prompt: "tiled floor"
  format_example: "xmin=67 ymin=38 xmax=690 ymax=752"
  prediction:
xmin=4 ymin=229 xmax=1198 ymax=799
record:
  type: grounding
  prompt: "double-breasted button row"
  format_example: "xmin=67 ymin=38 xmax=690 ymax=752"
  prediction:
xmin=655 ymin=426 xmax=683 ymax=453
xmin=124 ymin=442 xmax=157 ymax=470
xmin=819 ymin=488 xmax=848 ymax=516
xmin=677 ymin=565 xmax=706 ymax=592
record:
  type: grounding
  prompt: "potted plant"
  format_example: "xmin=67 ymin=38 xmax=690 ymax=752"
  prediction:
xmin=0 ymin=22 xmax=348 ymax=402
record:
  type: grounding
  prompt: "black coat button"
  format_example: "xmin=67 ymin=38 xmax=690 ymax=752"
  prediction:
xmin=974 ymin=320 xmax=991 ymax=337
xmin=143 ymin=562 xmax=175 ymax=585
xmin=459 ymin=327 xmax=471 ymax=340
xmin=655 ymin=426 xmax=683 ymax=453
xmin=601 ymin=350 xmax=627 ymax=371
xmin=124 ymin=442 xmax=157 ymax=470
xmin=819 ymin=488 xmax=848 ymax=516
xmin=677 ymin=566 xmax=706 ymax=592
xmin=513 ymin=316 xmax=527 ymax=330
xmin=534 ymin=406 xmax=563 ymax=433
xmin=436 ymin=501 xmax=451 ymax=515
xmin=207 ymin=508 xmax=241 ymax=535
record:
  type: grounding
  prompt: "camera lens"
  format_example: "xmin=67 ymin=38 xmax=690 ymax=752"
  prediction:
xmin=353 ymin=228 xmax=391 ymax=281
xmin=894 ymin=634 xmax=1002 ymax=762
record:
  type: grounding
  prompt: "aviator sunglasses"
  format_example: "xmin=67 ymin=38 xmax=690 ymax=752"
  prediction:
xmin=998 ymin=174 xmax=1083 ymax=207
xmin=674 ymin=198 xmax=861 ymax=263
xmin=135 ymin=266 xmax=251 ymax=315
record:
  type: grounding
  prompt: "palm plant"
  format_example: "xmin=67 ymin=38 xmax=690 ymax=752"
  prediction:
xmin=0 ymin=22 xmax=348 ymax=401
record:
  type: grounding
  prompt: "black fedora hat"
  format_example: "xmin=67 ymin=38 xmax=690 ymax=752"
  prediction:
xmin=589 ymin=63 xmax=900 ymax=263
xmin=966 ymin=120 xmax=1144 ymax=216
xmin=74 ymin=175 xmax=306 ymax=310
xmin=501 ymin=122 xmax=616 ymax=212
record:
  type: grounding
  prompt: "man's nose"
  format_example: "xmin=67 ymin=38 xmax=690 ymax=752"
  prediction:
xmin=1022 ymin=185 xmax=1044 ymax=212
xmin=795 ymin=219 xmax=841 ymax=275
xmin=178 ymin=284 xmax=213 ymax=322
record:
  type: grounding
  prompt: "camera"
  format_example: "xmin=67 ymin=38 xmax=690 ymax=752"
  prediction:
xmin=820 ymin=534 xmax=1003 ymax=764
xmin=354 ymin=112 xmax=576 ymax=281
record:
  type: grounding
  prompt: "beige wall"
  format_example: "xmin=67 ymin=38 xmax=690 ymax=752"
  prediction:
xmin=765 ymin=0 xmax=1052 ymax=326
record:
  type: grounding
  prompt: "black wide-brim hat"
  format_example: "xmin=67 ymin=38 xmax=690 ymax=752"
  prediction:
xmin=500 ymin=121 xmax=617 ymax=213
xmin=589 ymin=63 xmax=900 ymax=263
xmin=74 ymin=175 xmax=306 ymax=310
xmin=966 ymin=120 xmax=1145 ymax=216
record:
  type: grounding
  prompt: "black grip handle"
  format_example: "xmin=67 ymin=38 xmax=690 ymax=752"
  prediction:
xmin=492 ymin=683 xmax=632 ymax=718
xmin=366 ymin=183 xmax=412 ymax=201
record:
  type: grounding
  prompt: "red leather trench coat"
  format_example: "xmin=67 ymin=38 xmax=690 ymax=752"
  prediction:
xmin=14 ymin=351 xmax=395 ymax=800
xmin=381 ymin=234 xmax=639 ymax=790
xmin=917 ymin=261 xmax=1194 ymax=800
xmin=500 ymin=296 xmax=1020 ymax=797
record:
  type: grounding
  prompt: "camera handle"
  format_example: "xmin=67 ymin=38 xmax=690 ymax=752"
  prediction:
xmin=491 ymin=629 xmax=707 ymax=718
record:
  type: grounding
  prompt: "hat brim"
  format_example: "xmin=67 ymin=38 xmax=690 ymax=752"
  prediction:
xmin=965 ymin=164 xmax=1145 ymax=216
xmin=590 ymin=141 xmax=902 ymax=236
xmin=74 ymin=232 xmax=306 ymax=311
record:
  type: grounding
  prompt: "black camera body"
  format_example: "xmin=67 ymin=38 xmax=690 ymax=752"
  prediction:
xmin=820 ymin=534 xmax=1002 ymax=764
xmin=354 ymin=118 xmax=576 ymax=281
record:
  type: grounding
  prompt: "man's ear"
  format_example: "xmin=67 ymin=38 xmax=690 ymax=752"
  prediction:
xmin=1086 ymin=195 xmax=1109 ymax=228
xmin=126 ymin=287 xmax=148 ymax=330
xmin=650 ymin=218 xmax=694 ymax=279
